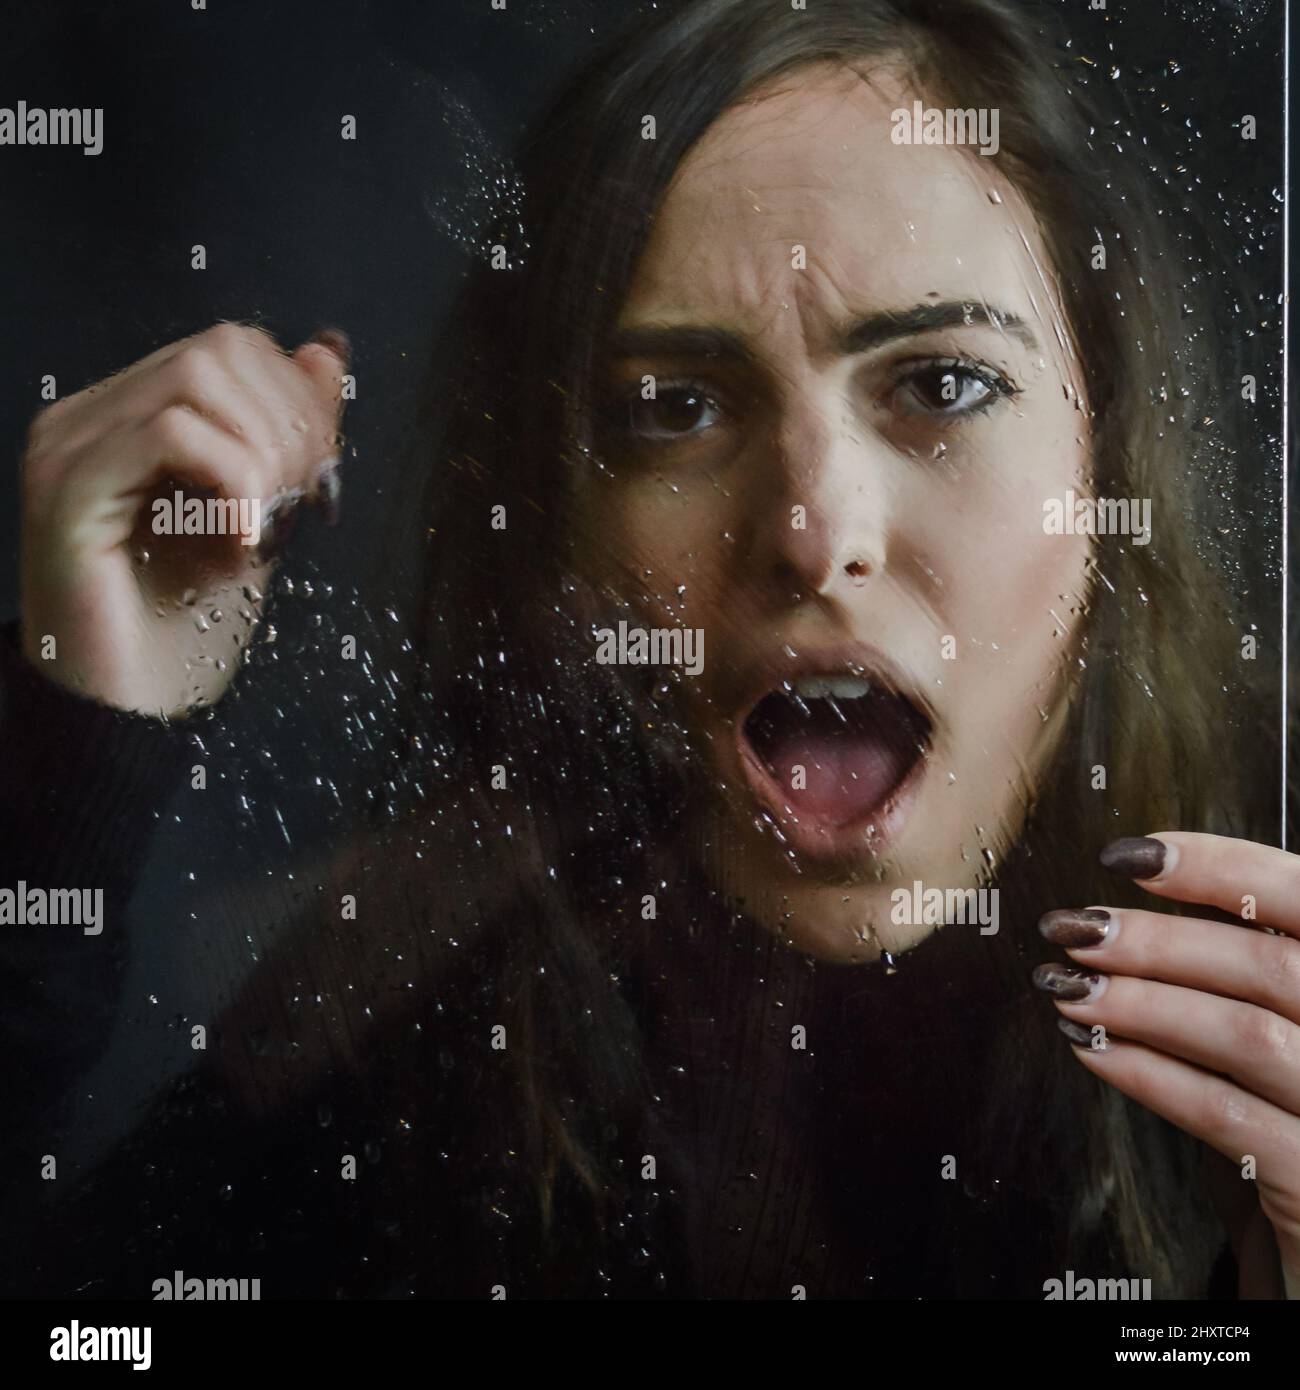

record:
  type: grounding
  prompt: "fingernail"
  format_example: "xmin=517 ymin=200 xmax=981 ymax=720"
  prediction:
xmin=1032 ymin=962 xmax=1104 ymax=1001
xmin=1058 ymin=1017 xmax=1108 ymax=1051
xmin=1100 ymin=836 xmax=1168 ymax=880
xmin=253 ymin=487 xmax=304 ymax=564
xmin=1038 ymin=908 xmax=1111 ymax=948
xmin=309 ymin=327 xmax=351 ymax=364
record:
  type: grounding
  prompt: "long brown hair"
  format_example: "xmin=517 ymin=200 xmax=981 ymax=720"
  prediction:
xmin=409 ymin=0 xmax=1274 ymax=1295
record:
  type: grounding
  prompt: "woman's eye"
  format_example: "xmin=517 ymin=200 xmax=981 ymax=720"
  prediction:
xmin=624 ymin=386 xmax=722 ymax=440
xmin=892 ymin=362 xmax=1013 ymax=418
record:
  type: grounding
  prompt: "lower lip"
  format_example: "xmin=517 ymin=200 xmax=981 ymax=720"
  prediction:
xmin=734 ymin=729 xmax=930 ymax=864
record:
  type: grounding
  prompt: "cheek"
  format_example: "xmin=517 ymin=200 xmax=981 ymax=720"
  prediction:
xmin=907 ymin=421 xmax=1091 ymax=794
xmin=943 ymin=517 xmax=1090 ymax=650
xmin=911 ymin=413 xmax=1092 ymax=647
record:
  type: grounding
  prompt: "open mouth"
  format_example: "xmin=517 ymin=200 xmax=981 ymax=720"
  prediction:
xmin=740 ymin=675 xmax=932 ymax=833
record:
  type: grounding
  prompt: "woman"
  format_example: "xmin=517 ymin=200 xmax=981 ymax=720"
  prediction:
xmin=4 ymin=0 xmax=1294 ymax=1298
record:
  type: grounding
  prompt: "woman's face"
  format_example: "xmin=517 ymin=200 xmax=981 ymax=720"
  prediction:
xmin=574 ymin=62 xmax=1093 ymax=963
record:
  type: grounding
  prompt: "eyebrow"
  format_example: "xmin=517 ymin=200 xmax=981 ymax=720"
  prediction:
xmin=608 ymin=300 xmax=1039 ymax=363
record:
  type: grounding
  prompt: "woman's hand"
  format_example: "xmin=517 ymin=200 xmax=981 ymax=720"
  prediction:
xmin=1035 ymin=831 xmax=1300 ymax=1299
xmin=20 ymin=322 xmax=348 ymax=718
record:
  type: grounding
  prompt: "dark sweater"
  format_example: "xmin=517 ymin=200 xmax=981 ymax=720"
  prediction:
xmin=0 ymin=625 xmax=1236 ymax=1300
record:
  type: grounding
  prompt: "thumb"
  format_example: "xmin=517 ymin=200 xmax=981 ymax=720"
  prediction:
xmin=292 ymin=326 xmax=351 ymax=401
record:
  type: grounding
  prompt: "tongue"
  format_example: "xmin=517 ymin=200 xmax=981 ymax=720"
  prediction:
xmin=759 ymin=719 xmax=912 ymax=825
xmin=765 ymin=734 xmax=907 ymax=823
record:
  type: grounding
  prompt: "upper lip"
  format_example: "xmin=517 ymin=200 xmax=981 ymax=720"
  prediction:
xmin=733 ymin=640 xmax=937 ymax=737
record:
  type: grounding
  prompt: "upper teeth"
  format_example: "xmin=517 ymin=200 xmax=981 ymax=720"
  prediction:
xmin=791 ymin=675 xmax=873 ymax=700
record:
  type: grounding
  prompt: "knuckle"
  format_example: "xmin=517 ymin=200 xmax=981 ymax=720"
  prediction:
xmin=26 ymin=402 xmax=57 ymax=436
xmin=1258 ymin=933 xmax=1300 ymax=1008
xmin=149 ymin=403 xmax=200 ymax=457
xmin=1197 ymin=1081 xmax=1252 ymax=1139
xmin=234 ymin=320 xmax=276 ymax=350
xmin=167 ymin=344 xmax=223 ymax=401
xmin=1231 ymin=1003 xmax=1292 ymax=1064
xmin=23 ymin=415 xmax=54 ymax=464
xmin=203 ymin=320 xmax=275 ymax=357
xmin=22 ymin=409 xmax=78 ymax=490
xmin=203 ymin=320 xmax=245 ymax=349
xmin=26 ymin=397 xmax=73 ymax=447
xmin=1121 ymin=912 xmax=1161 ymax=973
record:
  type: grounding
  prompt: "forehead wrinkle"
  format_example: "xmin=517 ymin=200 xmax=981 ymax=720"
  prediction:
xmin=632 ymin=69 xmax=1081 ymax=396
xmin=791 ymin=253 xmax=856 ymax=359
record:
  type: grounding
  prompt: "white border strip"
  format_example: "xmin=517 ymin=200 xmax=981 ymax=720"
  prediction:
xmin=1283 ymin=0 xmax=1291 ymax=850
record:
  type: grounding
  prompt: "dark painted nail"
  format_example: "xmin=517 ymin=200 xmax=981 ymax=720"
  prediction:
xmin=1032 ymin=963 xmax=1102 ymax=1000
xmin=1058 ymin=1017 xmax=1106 ymax=1050
xmin=1100 ymin=836 xmax=1166 ymax=879
xmin=309 ymin=327 xmax=351 ymax=364
xmin=1039 ymin=908 xmax=1111 ymax=948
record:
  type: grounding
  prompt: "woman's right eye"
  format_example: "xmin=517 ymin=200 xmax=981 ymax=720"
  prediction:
xmin=623 ymin=385 xmax=723 ymax=440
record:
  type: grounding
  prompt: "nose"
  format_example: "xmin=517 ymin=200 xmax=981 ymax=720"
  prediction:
xmin=752 ymin=386 xmax=891 ymax=600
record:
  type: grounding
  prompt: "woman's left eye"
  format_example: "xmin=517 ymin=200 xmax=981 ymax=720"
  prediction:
xmin=891 ymin=360 xmax=1017 ymax=418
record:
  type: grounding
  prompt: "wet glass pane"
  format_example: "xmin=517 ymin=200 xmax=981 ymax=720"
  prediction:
xmin=0 ymin=0 xmax=1293 ymax=1329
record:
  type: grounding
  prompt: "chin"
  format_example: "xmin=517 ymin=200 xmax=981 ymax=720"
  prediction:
xmin=696 ymin=774 xmax=1011 ymax=965
xmin=698 ymin=870 xmax=927 ymax=963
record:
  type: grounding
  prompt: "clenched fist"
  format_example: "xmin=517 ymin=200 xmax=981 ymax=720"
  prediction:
xmin=20 ymin=322 xmax=348 ymax=718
